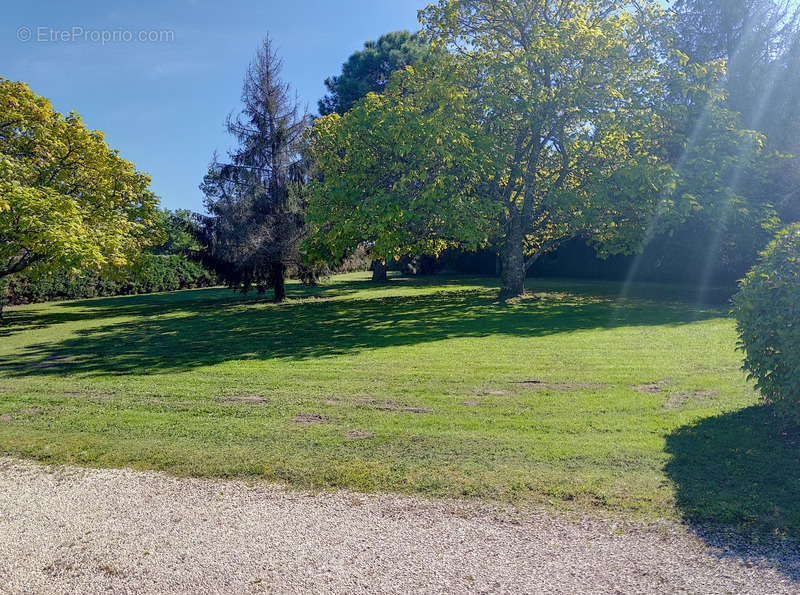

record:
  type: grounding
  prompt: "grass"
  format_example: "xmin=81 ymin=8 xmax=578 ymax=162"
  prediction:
xmin=0 ymin=272 xmax=796 ymax=540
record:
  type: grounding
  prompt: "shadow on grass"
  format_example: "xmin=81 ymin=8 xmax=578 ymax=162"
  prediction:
xmin=0 ymin=278 xmax=373 ymax=337
xmin=2 ymin=276 xmax=721 ymax=376
xmin=665 ymin=405 xmax=800 ymax=580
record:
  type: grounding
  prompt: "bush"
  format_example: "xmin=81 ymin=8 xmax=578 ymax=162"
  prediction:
xmin=733 ymin=224 xmax=800 ymax=423
xmin=7 ymin=254 xmax=217 ymax=305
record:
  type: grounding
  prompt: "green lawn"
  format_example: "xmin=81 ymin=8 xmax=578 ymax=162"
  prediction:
xmin=1 ymin=273 xmax=796 ymax=539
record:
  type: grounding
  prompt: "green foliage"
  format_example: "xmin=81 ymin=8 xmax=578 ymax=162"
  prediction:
xmin=0 ymin=78 xmax=161 ymax=281
xmin=733 ymin=224 xmax=800 ymax=423
xmin=318 ymin=30 xmax=429 ymax=116
xmin=152 ymin=209 xmax=204 ymax=256
xmin=669 ymin=0 xmax=800 ymax=225
xmin=308 ymin=60 xmax=501 ymax=266
xmin=6 ymin=254 xmax=216 ymax=305
xmin=312 ymin=0 xmax=679 ymax=298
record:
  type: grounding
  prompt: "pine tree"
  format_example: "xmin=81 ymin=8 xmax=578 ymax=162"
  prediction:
xmin=197 ymin=36 xmax=312 ymax=302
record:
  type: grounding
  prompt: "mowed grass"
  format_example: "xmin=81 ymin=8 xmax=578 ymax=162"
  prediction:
xmin=0 ymin=273 xmax=796 ymax=538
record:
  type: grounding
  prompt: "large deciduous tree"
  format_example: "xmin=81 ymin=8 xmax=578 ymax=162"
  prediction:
xmin=197 ymin=37 xmax=312 ymax=302
xmin=420 ymin=0 xmax=678 ymax=299
xmin=311 ymin=1 xmax=673 ymax=299
xmin=0 ymin=78 xmax=161 ymax=319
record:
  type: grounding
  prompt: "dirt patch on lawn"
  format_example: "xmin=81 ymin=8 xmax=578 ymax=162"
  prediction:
xmin=632 ymin=380 xmax=671 ymax=394
xmin=0 ymin=414 xmax=12 ymax=422
xmin=224 ymin=394 xmax=268 ymax=405
xmin=462 ymin=399 xmax=481 ymax=407
xmin=293 ymin=413 xmax=329 ymax=425
xmin=515 ymin=380 xmax=604 ymax=391
xmin=477 ymin=389 xmax=511 ymax=396
xmin=355 ymin=398 xmax=432 ymax=414
xmin=665 ymin=390 xmax=719 ymax=410
xmin=345 ymin=430 xmax=374 ymax=441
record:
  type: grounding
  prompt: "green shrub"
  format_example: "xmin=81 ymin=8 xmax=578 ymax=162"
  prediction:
xmin=7 ymin=254 xmax=217 ymax=305
xmin=733 ymin=224 xmax=800 ymax=423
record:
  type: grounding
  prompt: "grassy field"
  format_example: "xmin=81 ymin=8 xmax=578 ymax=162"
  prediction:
xmin=0 ymin=273 xmax=796 ymax=539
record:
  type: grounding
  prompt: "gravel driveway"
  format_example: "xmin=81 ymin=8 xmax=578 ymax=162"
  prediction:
xmin=0 ymin=457 xmax=797 ymax=594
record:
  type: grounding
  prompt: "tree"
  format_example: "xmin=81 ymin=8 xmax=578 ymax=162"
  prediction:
xmin=670 ymin=0 xmax=798 ymax=120
xmin=151 ymin=208 xmax=205 ymax=257
xmin=311 ymin=1 xmax=775 ymax=298
xmin=318 ymin=30 xmax=431 ymax=281
xmin=316 ymin=0 xmax=671 ymax=299
xmin=0 ymin=78 xmax=161 ymax=319
xmin=426 ymin=1 xmax=701 ymax=298
xmin=196 ymin=37 xmax=312 ymax=302
xmin=670 ymin=0 xmax=800 ymax=223
xmin=319 ymin=31 xmax=428 ymax=117
xmin=308 ymin=61 xmax=500 ymax=271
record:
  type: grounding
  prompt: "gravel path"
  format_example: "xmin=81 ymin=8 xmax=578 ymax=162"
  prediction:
xmin=0 ymin=457 xmax=797 ymax=594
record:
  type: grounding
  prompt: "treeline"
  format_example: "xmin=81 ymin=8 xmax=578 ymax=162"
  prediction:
xmin=192 ymin=0 xmax=800 ymax=301
xmin=3 ymin=0 xmax=800 ymax=316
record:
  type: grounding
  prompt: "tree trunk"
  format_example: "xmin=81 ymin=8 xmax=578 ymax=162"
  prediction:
xmin=499 ymin=213 xmax=526 ymax=300
xmin=371 ymin=259 xmax=388 ymax=283
xmin=272 ymin=264 xmax=287 ymax=302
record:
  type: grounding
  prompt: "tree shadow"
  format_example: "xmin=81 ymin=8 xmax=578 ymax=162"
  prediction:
xmin=0 ymin=277 xmax=380 ymax=338
xmin=0 ymin=274 xmax=727 ymax=339
xmin=665 ymin=405 xmax=800 ymax=581
xmin=3 ymin=280 xmax=720 ymax=376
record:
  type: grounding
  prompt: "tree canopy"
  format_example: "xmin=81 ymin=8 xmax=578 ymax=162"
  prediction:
xmin=197 ymin=37 xmax=313 ymax=301
xmin=318 ymin=30 xmax=429 ymax=116
xmin=0 ymin=78 xmax=161 ymax=315
xmin=309 ymin=61 xmax=501 ymax=267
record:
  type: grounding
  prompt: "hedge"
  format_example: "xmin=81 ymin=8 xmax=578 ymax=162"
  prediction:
xmin=6 ymin=254 xmax=217 ymax=305
xmin=733 ymin=223 xmax=800 ymax=424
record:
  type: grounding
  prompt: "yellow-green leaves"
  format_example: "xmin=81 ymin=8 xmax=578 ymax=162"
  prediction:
xmin=419 ymin=0 xmax=671 ymax=260
xmin=0 ymin=78 xmax=162 ymax=279
xmin=307 ymin=60 xmax=499 ymax=264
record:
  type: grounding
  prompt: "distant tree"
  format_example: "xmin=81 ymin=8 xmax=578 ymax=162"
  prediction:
xmin=318 ymin=30 xmax=428 ymax=117
xmin=0 ymin=78 xmax=161 ymax=319
xmin=196 ymin=37 xmax=312 ymax=302
xmin=670 ymin=0 xmax=800 ymax=224
xmin=151 ymin=209 xmax=204 ymax=257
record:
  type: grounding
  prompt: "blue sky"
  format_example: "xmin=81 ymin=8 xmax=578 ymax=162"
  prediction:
xmin=2 ymin=0 xmax=424 ymax=211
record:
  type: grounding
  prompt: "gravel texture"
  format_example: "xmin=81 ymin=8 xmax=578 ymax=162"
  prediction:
xmin=0 ymin=457 xmax=797 ymax=594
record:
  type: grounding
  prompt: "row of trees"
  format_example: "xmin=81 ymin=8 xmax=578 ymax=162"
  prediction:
xmin=3 ymin=0 xmax=798 ymax=315
xmin=198 ymin=0 xmax=799 ymax=301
